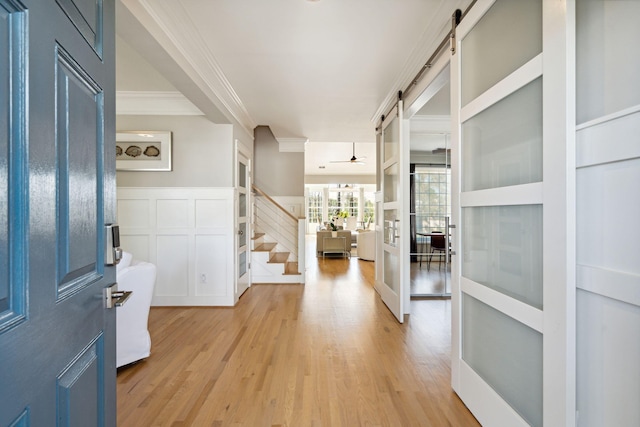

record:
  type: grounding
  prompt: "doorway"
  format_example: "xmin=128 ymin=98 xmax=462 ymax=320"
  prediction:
xmin=407 ymin=82 xmax=452 ymax=298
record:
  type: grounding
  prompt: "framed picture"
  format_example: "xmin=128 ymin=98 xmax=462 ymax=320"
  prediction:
xmin=116 ymin=131 xmax=172 ymax=171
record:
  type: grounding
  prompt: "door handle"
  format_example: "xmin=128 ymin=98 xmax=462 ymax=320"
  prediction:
xmin=104 ymin=283 xmax=133 ymax=309
xmin=238 ymin=229 xmax=244 ymax=235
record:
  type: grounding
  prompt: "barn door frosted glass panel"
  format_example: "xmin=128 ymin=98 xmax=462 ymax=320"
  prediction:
xmin=384 ymin=163 xmax=399 ymax=203
xmin=239 ymin=161 xmax=246 ymax=188
xmin=462 ymin=78 xmax=543 ymax=192
xmin=576 ymin=0 xmax=640 ymax=124
xmin=462 ymin=205 xmax=543 ymax=309
xmin=383 ymin=114 xmax=398 ymax=163
xmin=461 ymin=0 xmax=542 ymax=105
xmin=463 ymin=294 xmax=542 ymax=427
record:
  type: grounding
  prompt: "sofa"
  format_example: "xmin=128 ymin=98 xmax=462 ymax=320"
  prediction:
xmin=316 ymin=230 xmax=352 ymax=257
xmin=116 ymin=251 xmax=157 ymax=368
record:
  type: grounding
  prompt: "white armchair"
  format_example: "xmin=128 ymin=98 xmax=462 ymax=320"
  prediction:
xmin=116 ymin=252 xmax=156 ymax=368
xmin=357 ymin=230 xmax=376 ymax=261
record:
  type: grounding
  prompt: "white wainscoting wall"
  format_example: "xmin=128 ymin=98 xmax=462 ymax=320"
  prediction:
xmin=117 ymin=187 xmax=236 ymax=306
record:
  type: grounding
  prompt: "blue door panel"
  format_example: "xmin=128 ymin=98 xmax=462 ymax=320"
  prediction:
xmin=0 ymin=0 xmax=27 ymax=333
xmin=55 ymin=0 xmax=103 ymax=58
xmin=57 ymin=334 xmax=104 ymax=427
xmin=8 ymin=409 xmax=29 ymax=427
xmin=55 ymin=44 xmax=104 ymax=299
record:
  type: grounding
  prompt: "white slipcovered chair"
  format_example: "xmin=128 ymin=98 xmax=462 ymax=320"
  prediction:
xmin=116 ymin=252 xmax=157 ymax=368
xmin=357 ymin=230 xmax=376 ymax=261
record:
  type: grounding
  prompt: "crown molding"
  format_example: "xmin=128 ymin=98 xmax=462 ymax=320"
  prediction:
xmin=116 ymin=91 xmax=204 ymax=116
xmin=121 ymin=0 xmax=255 ymax=134
xmin=276 ymin=137 xmax=308 ymax=153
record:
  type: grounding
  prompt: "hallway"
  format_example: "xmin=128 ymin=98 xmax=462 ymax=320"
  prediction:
xmin=117 ymin=247 xmax=479 ymax=426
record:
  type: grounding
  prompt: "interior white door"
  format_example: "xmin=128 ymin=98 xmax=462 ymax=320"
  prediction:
xmin=236 ymin=145 xmax=251 ymax=301
xmin=451 ymin=1 xmax=574 ymax=426
xmin=376 ymin=103 xmax=409 ymax=323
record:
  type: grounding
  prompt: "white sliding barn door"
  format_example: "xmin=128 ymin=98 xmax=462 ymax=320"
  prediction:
xmin=451 ymin=0 xmax=574 ymax=426
xmin=575 ymin=1 xmax=640 ymax=425
xmin=376 ymin=103 xmax=410 ymax=323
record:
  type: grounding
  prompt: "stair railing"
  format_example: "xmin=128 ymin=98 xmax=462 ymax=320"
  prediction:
xmin=252 ymin=185 xmax=305 ymax=273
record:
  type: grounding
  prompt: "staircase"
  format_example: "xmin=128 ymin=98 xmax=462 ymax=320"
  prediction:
xmin=251 ymin=186 xmax=305 ymax=284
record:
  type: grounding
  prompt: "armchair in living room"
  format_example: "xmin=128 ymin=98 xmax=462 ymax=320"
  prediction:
xmin=116 ymin=252 xmax=157 ymax=368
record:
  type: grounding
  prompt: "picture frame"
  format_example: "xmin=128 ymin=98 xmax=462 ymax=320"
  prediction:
xmin=116 ymin=131 xmax=172 ymax=171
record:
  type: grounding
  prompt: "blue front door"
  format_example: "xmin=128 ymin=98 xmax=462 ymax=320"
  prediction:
xmin=0 ymin=0 xmax=116 ymax=425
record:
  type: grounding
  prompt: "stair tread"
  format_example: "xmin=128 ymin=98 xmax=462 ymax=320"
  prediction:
xmin=252 ymin=233 xmax=265 ymax=240
xmin=255 ymin=242 xmax=277 ymax=252
xmin=284 ymin=262 xmax=300 ymax=275
xmin=268 ymin=252 xmax=289 ymax=263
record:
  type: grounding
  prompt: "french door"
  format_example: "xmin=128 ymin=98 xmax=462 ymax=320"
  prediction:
xmin=451 ymin=0 xmax=573 ymax=426
xmin=376 ymin=103 xmax=409 ymax=322
xmin=236 ymin=144 xmax=251 ymax=301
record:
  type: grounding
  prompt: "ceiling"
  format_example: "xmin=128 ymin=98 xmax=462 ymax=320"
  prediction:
xmin=117 ymin=0 xmax=469 ymax=176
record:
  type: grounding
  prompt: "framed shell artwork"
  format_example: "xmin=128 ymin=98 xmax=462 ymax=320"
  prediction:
xmin=116 ymin=131 xmax=172 ymax=171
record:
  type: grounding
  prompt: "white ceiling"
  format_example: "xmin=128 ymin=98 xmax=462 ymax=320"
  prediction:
xmin=117 ymin=0 xmax=469 ymax=176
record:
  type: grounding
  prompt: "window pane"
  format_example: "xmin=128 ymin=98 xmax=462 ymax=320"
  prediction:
xmin=238 ymin=222 xmax=246 ymax=248
xmin=462 ymin=205 xmax=543 ymax=309
xmin=239 ymin=193 xmax=246 ymax=217
xmin=462 ymin=78 xmax=542 ymax=192
xmin=238 ymin=161 xmax=246 ymax=188
xmin=238 ymin=252 xmax=246 ymax=277
xmin=463 ymin=294 xmax=542 ymax=427
xmin=384 ymin=209 xmax=398 ymax=246
xmin=306 ymin=190 xmax=323 ymax=231
xmin=412 ymin=165 xmax=451 ymax=234
xmin=383 ymin=250 xmax=399 ymax=292
xmin=383 ymin=116 xmax=398 ymax=162
xmin=384 ymin=163 xmax=399 ymax=203
xmin=461 ymin=0 xmax=542 ymax=105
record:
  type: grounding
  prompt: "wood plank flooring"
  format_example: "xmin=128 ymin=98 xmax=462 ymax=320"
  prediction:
xmin=117 ymin=252 xmax=479 ymax=426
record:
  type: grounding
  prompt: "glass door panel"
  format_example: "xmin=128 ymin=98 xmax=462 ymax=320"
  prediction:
xmin=461 ymin=0 xmax=542 ymax=105
xmin=462 ymin=294 xmax=543 ymax=427
xmin=576 ymin=0 xmax=640 ymax=124
xmin=376 ymin=105 xmax=406 ymax=323
xmin=462 ymin=77 xmax=543 ymax=191
xmin=462 ymin=205 xmax=543 ymax=309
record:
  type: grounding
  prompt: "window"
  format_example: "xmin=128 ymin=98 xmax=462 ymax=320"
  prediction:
xmin=412 ymin=165 xmax=451 ymax=233
xmin=307 ymin=190 xmax=323 ymax=229
xmin=305 ymin=184 xmax=376 ymax=233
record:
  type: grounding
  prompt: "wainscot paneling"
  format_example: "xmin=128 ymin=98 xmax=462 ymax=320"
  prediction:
xmin=117 ymin=187 xmax=235 ymax=306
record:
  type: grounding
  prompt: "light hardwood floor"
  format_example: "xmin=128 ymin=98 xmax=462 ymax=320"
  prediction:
xmin=117 ymin=247 xmax=479 ymax=426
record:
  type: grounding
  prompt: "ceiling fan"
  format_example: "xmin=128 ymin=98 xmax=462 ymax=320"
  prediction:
xmin=330 ymin=142 xmax=366 ymax=165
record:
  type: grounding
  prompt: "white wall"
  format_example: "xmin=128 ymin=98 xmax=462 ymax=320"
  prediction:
xmin=116 ymin=35 xmax=177 ymax=92
xmin=116 ymin=115 xmax=234 ymax=188
xmin=253 ymin=126 xmax=304 ymax=197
